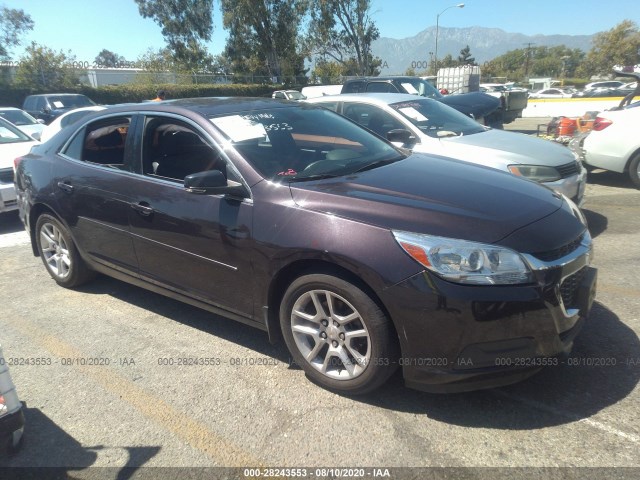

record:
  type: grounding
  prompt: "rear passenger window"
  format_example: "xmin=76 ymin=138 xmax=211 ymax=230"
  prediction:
xmin=62 ymin=116 xmax=131 ymax=169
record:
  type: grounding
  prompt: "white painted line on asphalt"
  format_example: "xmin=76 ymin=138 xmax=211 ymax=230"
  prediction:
xmin=493 ymin=390 xmax=640 ymax=444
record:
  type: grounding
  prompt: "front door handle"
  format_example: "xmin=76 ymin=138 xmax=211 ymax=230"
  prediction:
xmin=57 ymin=181 xmax=74 ymax=194
xmin=131 ymin=202 xmax=154 ymax=217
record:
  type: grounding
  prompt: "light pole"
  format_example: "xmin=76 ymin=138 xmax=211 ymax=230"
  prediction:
xmin=434 ymin=3 xmax=464 ymax=74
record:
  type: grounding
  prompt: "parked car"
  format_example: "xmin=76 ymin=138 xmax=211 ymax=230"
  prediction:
xmin=571 ymin=102 xmax=640 ymax=187
xmin=0 ymin=117 xmax=39 ymax=214
xmin=22 ymin=93 xmax=96 ymax=124
xmin=0 ymin=107 xmax=45 ymax=140
xmin=39 ymin=106 xmax=107 ymax=143
xmin=0 ymin=344 xmax=25 ymax=454
xmin=528 ymin=88 xmax=576 ymax=99
xmin=340 ymin=76 xmax=502 ymax=125
xmin=583 ymin=80 xmax=625 ymax=91
xmin=15 ymin=98 xmax=596 ymax=394
xmin=272 ymin=90 xmax=306 ymax=101
xmin=307 ymin=93 xmax=587 ymax=205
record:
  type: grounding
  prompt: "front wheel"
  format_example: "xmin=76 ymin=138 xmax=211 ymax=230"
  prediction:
xmin=629 ymin=153 xmax=640 ymax=188
xmin=35 ymin=214 xmax=94 ymax=288
xmin=280 ymin=274 xmax=398 ymax=395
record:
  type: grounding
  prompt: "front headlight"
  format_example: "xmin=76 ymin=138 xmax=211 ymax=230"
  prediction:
xmin=393 ymin=231 xmax=533 ymax=285
xmin=508 ymin=164 xmax=561 ymax=182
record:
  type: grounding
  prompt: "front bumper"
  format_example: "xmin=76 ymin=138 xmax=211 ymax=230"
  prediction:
xmin=383 ymin=235 xmax=596 ymax=393
xmin=543 ymin=167 xmax=588 ymax=207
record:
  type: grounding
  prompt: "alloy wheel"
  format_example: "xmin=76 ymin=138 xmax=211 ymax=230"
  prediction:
xmin=290 ymin=289 xmax=371 ymax=380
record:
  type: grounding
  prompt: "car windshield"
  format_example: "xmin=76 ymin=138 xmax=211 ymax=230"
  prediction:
xmin=48 ymin=95 xmax=96 ymax=109
xmin=398 ymin=78 xmax=443 ymax=99
xmin=0 ymin=110 xmax=37 ymax=126
xmin=287 ymin=91 xmax=306 ymax=100
xmin=0 ymin=118 xmax=32 ymax=144
xmin=209 ymin=106 xmax=405 ymax=181
xmin=390 ymin=99 xmax=485 ymax=138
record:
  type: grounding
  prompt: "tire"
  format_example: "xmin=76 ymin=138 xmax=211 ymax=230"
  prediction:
xmin=629 ymin=153 xmax=640 ymax=188
xmin=280 ymin=274 xmax=398 ymax=395
xmin=6 ymin=428 xmax=24 ymax=455
xmin=35 ymin=214 xmax=94 ymax=288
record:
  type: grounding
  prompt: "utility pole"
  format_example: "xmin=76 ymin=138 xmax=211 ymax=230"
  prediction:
xmin=523 ymin=42 xmax=535 ymax=79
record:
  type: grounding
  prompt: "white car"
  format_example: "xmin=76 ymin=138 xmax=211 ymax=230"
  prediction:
xmin=39 ymin=105 xmax=107 ymax=143
xmin=272 ymin=90 xmax=306 ymax=101
xmin=529 ymin=88 xmax=575 ymax=99
xmin=584 ymin=80 xmax=625 ymax=91
xmin=0 ymin=343 xmax=25 ymax=454
xmin=0 ymin=107 xmax=45 ymax=140
xmin=577 ymin=102 xmax=640 ymax=187
xmin=0 ymin=117 xmax=39 ymax=214
xmin=307 ymin=93 xmax=587 ymax=205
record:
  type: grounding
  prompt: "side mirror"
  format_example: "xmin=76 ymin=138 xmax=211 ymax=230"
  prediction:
xmin=184 ymin=169 xmax=249 ymax=198
xmin=386 ymin=129 xmax=417 ymax=146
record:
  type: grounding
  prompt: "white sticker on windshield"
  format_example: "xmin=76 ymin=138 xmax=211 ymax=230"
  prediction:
xmin=400 ymin=83 xmax=419 ymax=95
xmin=210 ymin=115 xmax=267 ymax=142
xmin=398 ymin=107 xmax=428 ymax=122
xmin=52 ymin=101 xmax=64 ymax=108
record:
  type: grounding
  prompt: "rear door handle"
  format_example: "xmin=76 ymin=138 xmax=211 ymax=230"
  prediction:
xmin=57 ymin=181 xmax=74 ymax=194
xmin=131 ymin=202 xmax=154 ymax=217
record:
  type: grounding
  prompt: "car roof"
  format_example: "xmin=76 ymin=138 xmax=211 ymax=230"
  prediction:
xmin=306 ymin=92 xmax=433 ymax=106
xmin=26 ymin=93 xmax=90 ymax=97
xmin=100 ymin=97 xmax=304 ymax=117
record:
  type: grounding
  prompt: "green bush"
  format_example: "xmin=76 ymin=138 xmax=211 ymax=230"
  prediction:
xmin=0 ymin=83 xmax=279 ymax=108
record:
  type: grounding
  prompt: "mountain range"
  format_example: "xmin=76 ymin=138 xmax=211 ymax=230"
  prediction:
xmin=372 ymin=26 xmax=594 ymax=74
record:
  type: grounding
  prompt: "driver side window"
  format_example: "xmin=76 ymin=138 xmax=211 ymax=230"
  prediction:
xmin=142 ymin=117 xmax=225 ymax=183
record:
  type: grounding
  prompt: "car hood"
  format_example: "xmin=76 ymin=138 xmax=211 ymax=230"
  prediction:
xmin=438 ymin=92 xmax=500 ymax=118
xmin=289 ymin=153 xmax=565 ymax=246
xmin=435 ymin=128 xmax=577 ymax=169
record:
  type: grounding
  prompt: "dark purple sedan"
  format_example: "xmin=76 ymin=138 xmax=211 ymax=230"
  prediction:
xmin=14 ymin=98 xmax=596 ymax=394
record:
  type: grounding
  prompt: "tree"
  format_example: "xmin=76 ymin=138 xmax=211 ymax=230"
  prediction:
xmin=14 ymin=42 xmax=79 ymax=90
xmin=578 ymin=20 xmax=640 ymax=77
xmin=482 ymin=45 xmax=585 ymax=81
xmin=0 ymin=5 xmax=34 ymax=59
xmin=94 ymin=49 xmax=126 ymax=68
xmin=457 ymin=45 xmax=476 ymax=66
xmin=307 ymin=0 xmax=381 ymax=76
xmin=221 ymin=0 xmax=307 ymax=81
xmin=135 ymin=0 xmax=215 ymax=71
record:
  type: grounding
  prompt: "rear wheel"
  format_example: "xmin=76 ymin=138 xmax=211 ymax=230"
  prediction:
xmin=35 ymin=214 xmax=94 ymax=288
xmin=629 ymin=153 xmax=640 ymax=188
xmin=280 ymin=274 xmax=398 ymax=395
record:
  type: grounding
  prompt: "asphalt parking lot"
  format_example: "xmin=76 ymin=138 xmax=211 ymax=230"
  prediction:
xmin=1 ymin=121 xmax=639 ymax=479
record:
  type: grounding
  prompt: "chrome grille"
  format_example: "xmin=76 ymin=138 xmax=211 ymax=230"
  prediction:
xmin=557 ymin=161 xmax=580 ymax=179
xmin=0 ymin=168 xmax=14 ymax=184
xmin=532 ymin=234 xmax=584 ymax=262
xmin=560 ymin=267 xmax=587 ymax=309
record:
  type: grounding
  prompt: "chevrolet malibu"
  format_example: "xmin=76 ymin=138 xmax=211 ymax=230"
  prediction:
xmin=15 ymin=98 xmax=597 ymax=394
xmin=307 ymin=93 xmax=587 ymax=205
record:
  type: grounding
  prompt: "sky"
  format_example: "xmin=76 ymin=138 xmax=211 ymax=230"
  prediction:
xmin=2 ymin=0 xmax=639 ymax=63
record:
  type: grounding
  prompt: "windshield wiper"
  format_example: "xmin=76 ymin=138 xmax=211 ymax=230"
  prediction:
xmin=286 ymin=173 xmax=343 ymax=182
xmin=349 ymin=156 xmax=405 ymax=174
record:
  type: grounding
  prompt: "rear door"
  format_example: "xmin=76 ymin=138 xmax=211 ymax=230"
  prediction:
xmin=52 ymin=114 xmax=140 ymax=275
